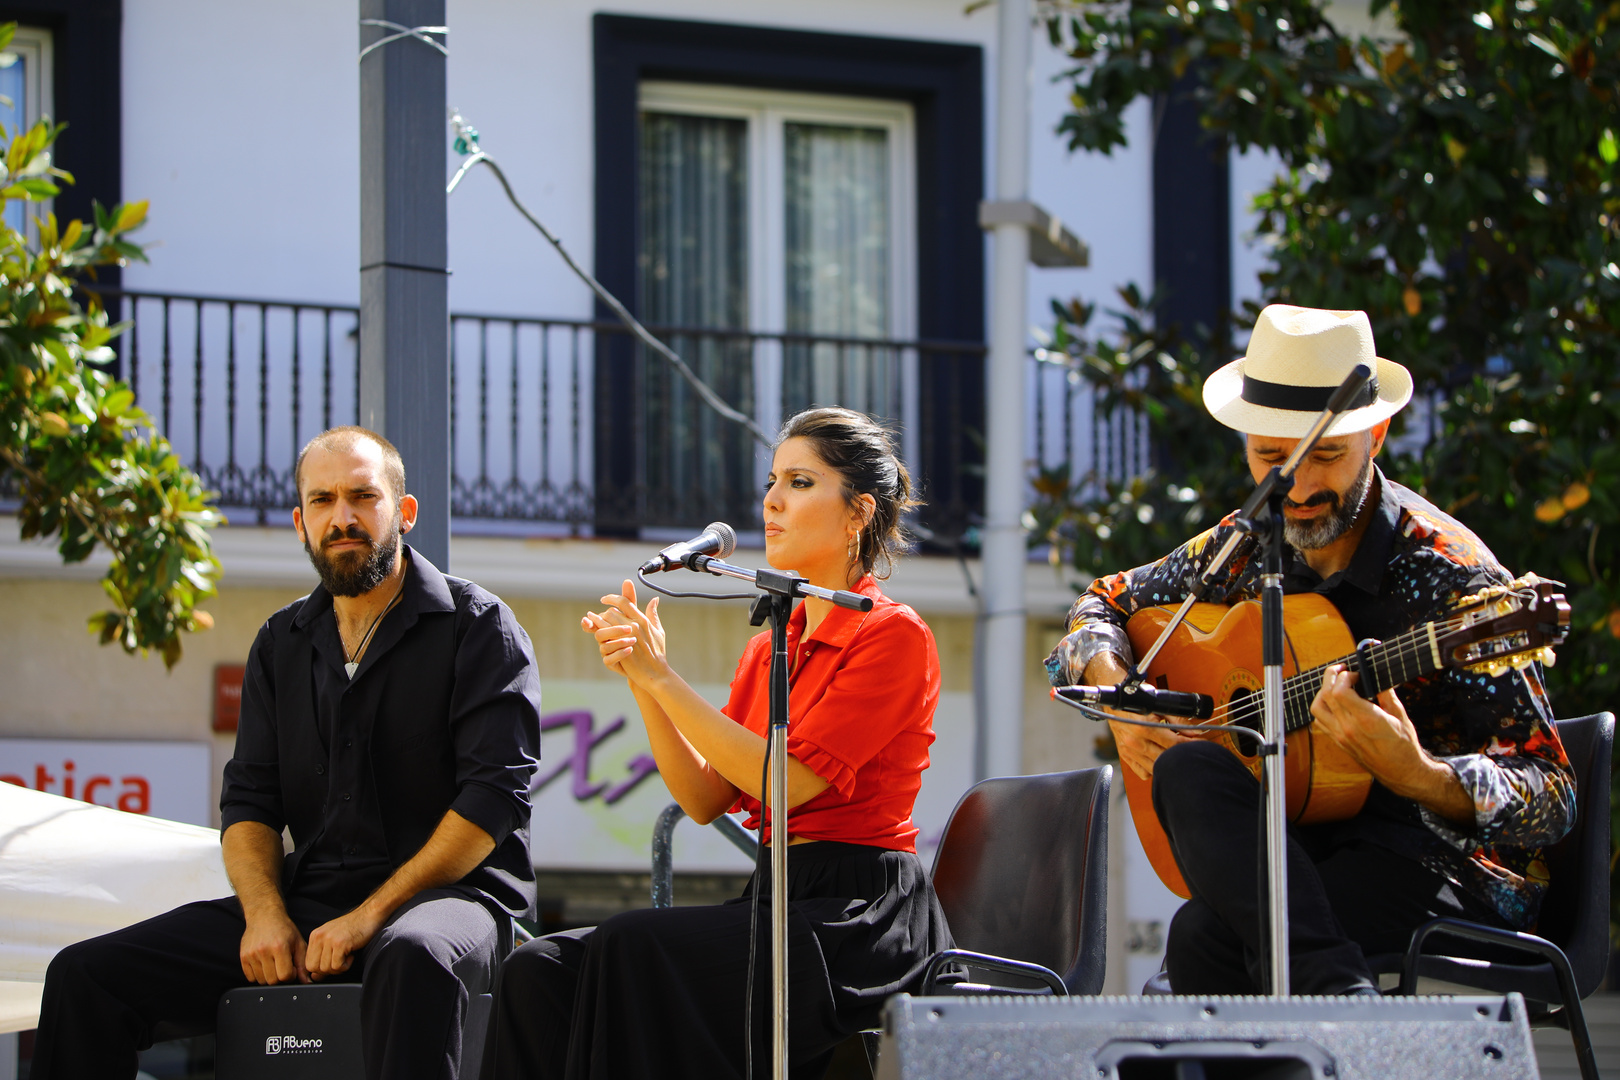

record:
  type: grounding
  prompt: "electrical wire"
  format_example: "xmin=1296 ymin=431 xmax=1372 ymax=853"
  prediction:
xmin=445 ymin=110 xmax=770 ymax=447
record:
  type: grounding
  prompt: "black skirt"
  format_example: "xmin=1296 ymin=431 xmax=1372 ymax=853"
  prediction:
xmin=483 ymin=841 xmax=953 ymax=1080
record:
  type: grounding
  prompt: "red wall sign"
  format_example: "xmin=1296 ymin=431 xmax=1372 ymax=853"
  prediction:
xmin=214 ymin=664 xmax=246 ymax=733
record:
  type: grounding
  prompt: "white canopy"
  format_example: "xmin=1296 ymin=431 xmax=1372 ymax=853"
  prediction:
xmin=0 ymin=783 xmax=230 ymax=1032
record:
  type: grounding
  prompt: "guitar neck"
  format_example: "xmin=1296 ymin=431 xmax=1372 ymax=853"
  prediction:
xmin=1282 ymin=620 xmax=1448 ymax=731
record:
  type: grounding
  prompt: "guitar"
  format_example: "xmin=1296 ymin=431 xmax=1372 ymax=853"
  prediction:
xmin=1113 ymin=574 xmax=1569 ymax=898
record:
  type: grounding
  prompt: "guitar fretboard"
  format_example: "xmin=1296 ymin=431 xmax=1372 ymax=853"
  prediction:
xmin=1271 ymin=619 xmax=1449 ymax=733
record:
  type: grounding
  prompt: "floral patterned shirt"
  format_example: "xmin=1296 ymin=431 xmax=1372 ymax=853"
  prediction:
xmin=1045 ymin=469 xmax=1576 ymax=928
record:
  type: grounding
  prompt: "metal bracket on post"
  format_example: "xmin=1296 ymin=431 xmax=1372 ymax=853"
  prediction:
xmin=978 ymin=200 xmax=1090 ymax=268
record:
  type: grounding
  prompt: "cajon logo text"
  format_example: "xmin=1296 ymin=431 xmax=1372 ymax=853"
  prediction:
xmin=265 ymin=1035 xmax=323 ymax=1055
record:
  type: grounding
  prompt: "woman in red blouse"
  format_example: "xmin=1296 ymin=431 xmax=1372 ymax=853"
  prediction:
xmin=484 ymin=407 xmax=954 ymax=1079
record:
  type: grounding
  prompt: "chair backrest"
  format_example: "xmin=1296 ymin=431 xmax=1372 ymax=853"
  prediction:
xmin=928 ymin=766 xmax=1111 ymax=994
xmin=1535 ymin=712 xmax=1614 ymax=997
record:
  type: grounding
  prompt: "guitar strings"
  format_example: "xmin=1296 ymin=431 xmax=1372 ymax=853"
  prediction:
xmin=1212 ymin=613 xmax=1472 ymax=729
xmin=1207 ymin=617 xmax=1460 ymax=728
xmin=1128 ymin=582 xmax=1542 ymax=738
xmin=1192 ymin=612 xmax=1474 ymax=732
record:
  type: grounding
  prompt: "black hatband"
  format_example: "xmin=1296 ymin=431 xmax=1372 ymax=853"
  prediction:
xmin=1240 ymin=372 xmax=1379 ymax=412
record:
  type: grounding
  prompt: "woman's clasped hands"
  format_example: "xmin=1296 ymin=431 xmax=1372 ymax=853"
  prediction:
xmin=581 ymin=579 xmax=670 ymax=688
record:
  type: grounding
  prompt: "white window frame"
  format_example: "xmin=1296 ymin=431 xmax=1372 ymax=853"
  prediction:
xmin=637 ymin=81 xmax=919 ymax=467
xmin=2 ymin=26 xmax=55 ymax=239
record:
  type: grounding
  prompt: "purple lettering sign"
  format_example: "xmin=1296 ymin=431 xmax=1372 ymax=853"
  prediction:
xmin=532 ymin=711 xmax=660 ymax=806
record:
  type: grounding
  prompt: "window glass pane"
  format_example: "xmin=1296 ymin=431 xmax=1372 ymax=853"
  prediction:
xmin=0 ymin=51 xmax=26 ymax=235
xmin=640 ymin=112 xmax=750 ymax=329
xmin=634 ymin=111 xmax=757 ymax=529
xmin=783 ymin=122 xmax=896 ymax=421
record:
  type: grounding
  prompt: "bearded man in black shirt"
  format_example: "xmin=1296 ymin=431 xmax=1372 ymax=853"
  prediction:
xmin=33 ymin=426 xmax=543 ymax=1080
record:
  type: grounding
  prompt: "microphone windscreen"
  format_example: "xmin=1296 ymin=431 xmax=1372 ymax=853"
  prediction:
xmin=708 ymin=521 xmax=737 ymax=559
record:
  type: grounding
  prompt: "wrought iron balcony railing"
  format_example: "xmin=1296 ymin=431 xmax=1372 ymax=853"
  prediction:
xmin=3 ymin=288 xmax=1150 ymax=541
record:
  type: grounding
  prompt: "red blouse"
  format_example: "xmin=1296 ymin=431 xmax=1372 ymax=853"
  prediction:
xmin=722 ymin=576 xmax=940 ymax=852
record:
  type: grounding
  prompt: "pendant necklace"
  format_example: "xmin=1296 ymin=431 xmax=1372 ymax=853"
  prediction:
xmin=344 ymin=582 xmax=405 ymax=680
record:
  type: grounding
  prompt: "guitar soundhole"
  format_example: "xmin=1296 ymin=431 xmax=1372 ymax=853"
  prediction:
xmin=1228 ymin=687 xmax=1263 ymax=758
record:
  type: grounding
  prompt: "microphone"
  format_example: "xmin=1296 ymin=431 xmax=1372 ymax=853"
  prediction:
xmin=639 ymin=522 xmax=738 ymax=574
xmin=1053 ymin=683 xmax=1215 ymax=720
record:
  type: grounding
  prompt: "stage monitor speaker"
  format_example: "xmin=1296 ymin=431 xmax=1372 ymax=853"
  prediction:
xmin=876 ymin=994 xmax=1539 ymax=1080
xmin=215 ymin=984 xmax=364 ymax=1080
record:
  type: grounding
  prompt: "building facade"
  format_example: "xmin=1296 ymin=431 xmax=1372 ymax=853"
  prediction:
xmin=0 ymin=0 xmax=1390 ymax=996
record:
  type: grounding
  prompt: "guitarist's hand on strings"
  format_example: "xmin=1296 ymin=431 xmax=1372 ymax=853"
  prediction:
xmin=1311 ymin=664 xmax=1474 ymax=826
xmin=1084 ymin=654 xmax=1195 ymax=781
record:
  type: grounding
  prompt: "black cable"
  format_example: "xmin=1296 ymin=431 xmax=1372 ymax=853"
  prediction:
xmin=1060 ymin=701 xmax=1265 ymax=744
xmin=744 ymin=736 xmax=771 ymax=1080
xmin=635 ymin=567 xmax=755 ymax=602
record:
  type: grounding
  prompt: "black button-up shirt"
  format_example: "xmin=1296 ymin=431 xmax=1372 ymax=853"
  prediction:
xmin=222 ymin=547 xmax=543 ymax=919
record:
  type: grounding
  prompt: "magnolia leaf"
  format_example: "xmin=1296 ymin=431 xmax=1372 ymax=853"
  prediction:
xmin=114 ymin=200 xmax=148 ymax=233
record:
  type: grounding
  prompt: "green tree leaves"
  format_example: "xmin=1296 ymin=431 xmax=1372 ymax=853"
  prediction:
xmin=1039 ymin=0 xmax=1618 ymax=719
xmin=1036 ymin=0 xmax=1620 ymax=926
xmin=0 ymin=19 xmax=220 ymax=669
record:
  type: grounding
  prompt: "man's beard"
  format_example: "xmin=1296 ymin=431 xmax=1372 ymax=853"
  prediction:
xmin=1282 ymin=454 xmax=1374 ymax=551
xmin=304 ymin=516 xmax=402 ymax=597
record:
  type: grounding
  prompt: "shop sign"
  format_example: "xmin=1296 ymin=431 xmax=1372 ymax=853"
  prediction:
xmin=530 ymin=680 xmax=972 ymax=873
xmin=0 ymin=739 xmax=213 ymax=826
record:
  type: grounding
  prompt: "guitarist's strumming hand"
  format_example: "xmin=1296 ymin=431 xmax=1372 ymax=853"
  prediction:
xmin=1310 ymin=665 xmax=1474 ymax=826
xmin=1083 ymin=654 xmax=1195 ymax=781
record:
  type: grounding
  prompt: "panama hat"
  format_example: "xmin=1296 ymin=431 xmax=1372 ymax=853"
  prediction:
xmin=1203 ymin=305 xmax=1413 ymax=438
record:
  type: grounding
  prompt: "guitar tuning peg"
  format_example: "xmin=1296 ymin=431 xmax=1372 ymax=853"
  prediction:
xmin=1469 ymin=655 xmax=1515 ymax=678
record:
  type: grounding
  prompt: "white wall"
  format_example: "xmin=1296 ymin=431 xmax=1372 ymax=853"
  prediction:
xmin=1231 ymin=144 xmax=1288 ymax=344
xmin=121 ymin=1 xmax=1004 ymax=318
xmin=122 ymin=0 xmax=359 ymax=304
xmin=119 ymin=3 xmax=1157 ymax=331
xmin=1026 ymin=41 xmax=1154 ymax=330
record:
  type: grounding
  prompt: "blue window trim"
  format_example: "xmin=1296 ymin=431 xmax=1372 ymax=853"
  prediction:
xmin=1153 ymin=80 xmax=1232 ymax=357
xmin=0 ymin=1 xmax=121 ymax=259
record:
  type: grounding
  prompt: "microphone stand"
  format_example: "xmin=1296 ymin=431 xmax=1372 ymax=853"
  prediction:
xmin=688 ymin=555 xmax=873 ymax=1080
xmin=1065 ymin=363 xmax=1374 ymax=998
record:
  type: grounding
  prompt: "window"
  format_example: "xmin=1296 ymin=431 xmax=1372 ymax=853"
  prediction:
xmin=0 ymin=26 xmax=53 ymax=236
xmin=632 ymin=83 xmax=917 ymax=532
xmin=592 ymin=15 xmax=985 ymax=539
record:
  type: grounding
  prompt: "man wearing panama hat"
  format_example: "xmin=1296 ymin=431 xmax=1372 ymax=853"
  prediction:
xmin=1047 ymin=304 xmax=1576 ymax=996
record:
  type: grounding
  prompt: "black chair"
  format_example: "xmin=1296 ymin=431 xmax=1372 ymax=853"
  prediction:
xmin=650 ymin=768 xmax=1113 ymax=996
xmin=1369 ymin=712 xmax=1613 ymax=1080
xmin=919 ymin=766 xmax=1113 ymax=996
xmin=648 ymin=770 xmax=1111 ymax=1078
xmin=649 ymin=801 xmax=762 ymax=908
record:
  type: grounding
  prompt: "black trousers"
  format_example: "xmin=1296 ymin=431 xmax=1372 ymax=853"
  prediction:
xmin=483 ymin=841 xmax=952 ymax=1080
xmin=32 ymin=888 xmax=500 ymax=1080
xmin=1152 ymin=740 xmax=1503 ymax=995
